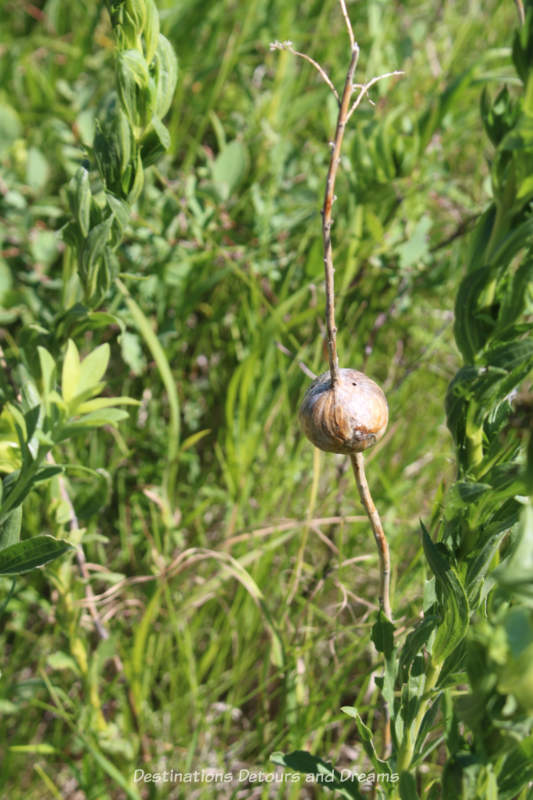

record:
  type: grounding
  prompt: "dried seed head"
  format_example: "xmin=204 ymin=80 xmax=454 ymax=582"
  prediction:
xmin=299 ymin=368 xmax=388 ymax=454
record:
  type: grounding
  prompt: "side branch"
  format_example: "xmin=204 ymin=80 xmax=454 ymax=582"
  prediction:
xmin=269 ymin=41 xmax=339 ymax=102
xmin=347 ymin=71 xmax=404 ymax=120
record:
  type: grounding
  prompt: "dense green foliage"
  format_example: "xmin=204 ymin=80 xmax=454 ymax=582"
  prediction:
xmin=0 ymin=0 xmax=531 ymax=798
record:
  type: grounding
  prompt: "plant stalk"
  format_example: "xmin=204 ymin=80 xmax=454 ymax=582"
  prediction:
xmin=322 ymin=43 xmax=359 ymax=388
xmin=351 ymin=452 xmax=391 ymax=620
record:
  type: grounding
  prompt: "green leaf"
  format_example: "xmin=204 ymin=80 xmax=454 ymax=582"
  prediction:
xmin=76 ymin=344 xmax=110 ymax=398
xmin=126 ymin=149 xmax=144 ymax=202
xmin=341 ymin=707 xmax=392 ymax=775
xmin=372 ymin=611 xmax=395 ymax=656
xmin=67 ymin=168 xmax=92 ymax=237
xmin=211 ymin=140 xmax=249 ymax=202
xmin=61 ymin=339 xmax=81 ymax=404
xmin=0 ymin=102 xmax=21 ymax=156
xmin=0 ymin=535 xmax=73 ymax=575
xmin=38 ymin=346 xmax=56 ymax=399
xmin=33 ymin=466 xmax=63 ymax=484
xmin=483 ymin=337 xmax=533 ymax=370
xmin=62 ymin=408 xmax=130 ymax=432
xmin=106 ymin=194 xmax=130 ymax=239
xmin=498 ymin=735 xmax=533 ymax=799
xmin=25 ymin=147 xmax=49 ymax=191
xmin=139 ymin=117 xmax=170 ymax=167
xmin=117 ymin=49 xmax=152 ymax=128
xmin=493 ymin=503 xmax=533 ymax=602
xmin=94 ymin=96 xmax=134 ymax=197
xmin=399 ymin=616 xmax=437 ymax=678
xmin=453 ymin=268 xmax=493 ymax=363
xmin=270 ymin=751 xmax=364 ymax=800
xmin=76 ymin=396 xmax=139 ymax=413
xmin=498 ymin=256 xmax=533 ymax=330
xmin=399 ymin=771 xmax=420 ymax=800
xmin=0 ymin=506 xmax=22 ymax=550
xmin=153 ymin=34 xmax=178 ymax=118
xmin=421 ymin=523 xmax=469 ymax=662
xmin=143 ymin=0 xmax=160 ymax=64
xmin=80 ymin=216 xmax=113 ymax=289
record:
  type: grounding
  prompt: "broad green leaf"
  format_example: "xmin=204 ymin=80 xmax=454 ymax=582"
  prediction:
xmin=61 ymin=339 xmax=81 ymax=404
xmin=399 ymin=771 xmax=420 ymax=800
xmin=47 ymin=651 xmax=79 ymax=673
xmin=139 ymin=117 xmax=170 ymax=167
xmin=466 ymin=529 xmax=509 ymax=604
xmin=153 ymin=34 xmax=178 ymax=118
xmin=76 ymin=344 xmax=110 ymax=398
xmin=143 ymin=0 xmax=159 ymax=64
xmin=33 ymin=466 xmax=63 ymax=484
xmin=493 ymin=503 xmax=533 ymax=601
xmin=93 ymin=97 xmax=133 ymax=197
xmin=421 ymin=523 xmax=469 ymax=663
xmin=0 ymin=535 xmax=73 ymax=575
xmin=483 ymin=337 xmax=533 ymax=370
xmin=67 ymin=167 xmax=92 ymax=237
xmin=80 ymin=216 xmax=113 ymax=288
xmin=453 ymin=268 xmax=493 ymax=363
xmin=124 ymin=0 xmax=146 ymax=32
xmin=211 ymin=140 xmax=249 ymax=202
xmin=0 ymin=506 xmax=22 ymax=550
xmin=498 ymin=256 xmax=533 ymax=330
xmin=6 ymin=403 xmax=28 ymax=448
xmin=76 ymin=396 xmax=139 ymax=414
xmin=0 ymin=102 xmax=21 ymax=156
xmin=126 ymin=149 xmax=144 ymax=202
xmin=38 ymin=346 xmax=56 ymax=399
xmin=106 ymin=194 xmax=130 ymax=236
xmin=498 ymin=735 xmax=533 ymax=798
xmin=61 ymin=408 xmax=130 ymax=432
xmin=25 ymin=147 xmax=49 ymax=191
xmin=119 ymin=330 xmax=146 ymax=375
xmin=418 ymin=68 xmax=474 ymax=150
xmin=0 ymin=406 xmax=22 ymax=473
xmin=371 ymin=611 xmax=397 ymax=712
xmin=270 ymin=750 xmax=364 ymax=799
xmin=397 ymin=216 xmax=431 ymax=270
xmin=117 ymin=49 xmax=152 ymax=128
xmin=399 ymin=616 xmax=437 ymax=678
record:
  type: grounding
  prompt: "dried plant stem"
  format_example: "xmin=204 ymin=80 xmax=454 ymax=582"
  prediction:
xmin=46 ymin=453 xmax=109 ymax=640
xmin=350 ymin=453 xmax=391 ymax=620
xmin=322 ymin=43 xmax=359 ymax=386
xmin=515 ymin=0 xmax=525 ymax=25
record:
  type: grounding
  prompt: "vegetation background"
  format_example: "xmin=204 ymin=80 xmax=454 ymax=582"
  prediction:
xmin=0 ymin=0 xmax=526 ymax=798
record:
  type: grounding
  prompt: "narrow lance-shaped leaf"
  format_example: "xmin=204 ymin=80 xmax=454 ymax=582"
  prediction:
xmin=61 ymin=339 xmax=81 ymax=404
xmin=0 ymin=536 xmax=73 ymax=575
xmin=421 ymin=523 xmax=469 ymax=663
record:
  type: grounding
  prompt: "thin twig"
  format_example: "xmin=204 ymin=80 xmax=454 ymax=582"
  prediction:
xmin=350 ymin=453 xmax=391 ymax=620
xmin=346 ymin=71 xmax=404 ymax=121
xmin=322 ymin=42 xmax=359 ymax=386
xmin=270 ymin=41 xmax=339 ymax=102
xmin=275 ymin=341 xmax=317 ymax=379
xmin=338 ymin=0 xmax=356 ymax=50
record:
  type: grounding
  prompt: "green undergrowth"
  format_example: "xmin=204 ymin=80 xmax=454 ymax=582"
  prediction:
xmin=0 ymin=0 xmax=525 ymax=798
